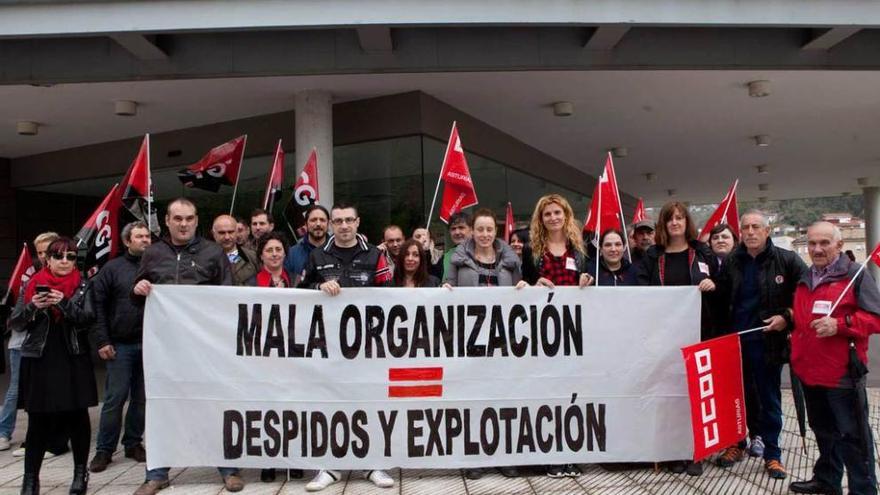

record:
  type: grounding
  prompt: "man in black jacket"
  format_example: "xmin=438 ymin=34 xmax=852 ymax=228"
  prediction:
xmin=714 ymin=210 xmax=808 ymax=480
xmin=130 ymin=198 xmax=240 ymax=495
xmin=88 ymin=221 xmax=151 ymax=473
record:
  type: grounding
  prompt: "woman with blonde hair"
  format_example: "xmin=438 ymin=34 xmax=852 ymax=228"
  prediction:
xmin=517 ymin=194 xmax=592 ymax=478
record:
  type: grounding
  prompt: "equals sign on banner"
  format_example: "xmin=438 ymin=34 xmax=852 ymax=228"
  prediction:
xmin=388 ymin=367 xmax=443 ymax=398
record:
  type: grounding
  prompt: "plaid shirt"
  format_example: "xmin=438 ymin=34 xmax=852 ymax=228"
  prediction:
xmin=540 ymin=250 xmax=580 ymax=286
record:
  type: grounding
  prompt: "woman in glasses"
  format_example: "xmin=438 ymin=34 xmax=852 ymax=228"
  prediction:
xmin=9 ymin=237 xmax=97 ymax=495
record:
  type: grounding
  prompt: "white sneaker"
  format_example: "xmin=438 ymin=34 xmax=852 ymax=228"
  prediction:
xmin=305 ymin=470 xmax=341 ymax=492
xmin=366 ymin=470 xmax=394 ymax=488
xmin=12 ymin=447 xmax=25 ymax=457
xmin=0 ymin=437 xmax=10 ymax=451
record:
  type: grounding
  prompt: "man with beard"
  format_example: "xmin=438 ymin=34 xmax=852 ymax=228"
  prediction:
xmin=284 ymin=204 xmax=329 ymax=282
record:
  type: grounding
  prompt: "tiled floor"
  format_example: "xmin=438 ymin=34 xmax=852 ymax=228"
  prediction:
xmin=1 ymin=389 xmax=878 ymax=494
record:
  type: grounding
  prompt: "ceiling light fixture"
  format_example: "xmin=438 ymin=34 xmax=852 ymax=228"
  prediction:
xmin=667 ymin=189 xmax=676 ymax=197
xmin=756 ymin=164 xmax=769 ymax=175
xmin=758 ymin=196 xmax=768 ymax=203
xmin=552 ymin=101 xmax=573 ymax=117
xmin=16 ymin=121 xmax=38 ymax=136
xmin=610 ymin=147 xmax=628 ymax=158
xmin=644 ymin=173 xmax=655 ymax=182
xmin=857 ymin=177 xmax=869 ymax=186
xmin=747 ymin=80 xmax=771 ymax=97
xmin=841 ymin=192 xmax=851 ymax=197
xmin=115 ymin=100 xmax=138 ymax=116
xmin=754 ymin=135 xmax=771 ymax=147
xmin=758 ymin=183 xmax=769 ymax=191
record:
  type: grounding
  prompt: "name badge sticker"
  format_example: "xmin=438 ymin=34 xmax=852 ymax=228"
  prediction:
xmin=697 ymin=261 xmax=710 ymax=275
xmin=565 ymin=257 xmax=578 ymax=271
xmin=812 ymin=300 xmax=833 ymax=316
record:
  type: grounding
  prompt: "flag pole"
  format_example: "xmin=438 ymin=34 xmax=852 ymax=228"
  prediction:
xmin=595 ymin=170 xmax=602 ymax=286
xmin=719 ymin=179 xmax=739 ymax=226
xmin=829 ymin=261 xmax=869 ymax=314
xmin=609 ymin=153 xmax=631 ymax=261
xmin=145 ymin=134 xmax=153 ymax=233
xmin=229 ymin=135 xmax=247 ymax=215
xmin=263 ymin=139 xmax=280 ymax=212
xmin=425 ymin=122 xmax=457 ymax=229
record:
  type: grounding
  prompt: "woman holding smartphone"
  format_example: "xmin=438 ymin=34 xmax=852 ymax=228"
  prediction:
xmin=9 ymin=237 xmax=97 ymax=495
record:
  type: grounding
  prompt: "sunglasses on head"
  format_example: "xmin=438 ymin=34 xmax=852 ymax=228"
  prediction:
xmin=50 ymin=252 xmax=77 ymax=262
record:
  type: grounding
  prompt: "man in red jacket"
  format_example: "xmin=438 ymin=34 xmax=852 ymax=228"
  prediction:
xmin=790 ymin=221 xmax=880 ymax=495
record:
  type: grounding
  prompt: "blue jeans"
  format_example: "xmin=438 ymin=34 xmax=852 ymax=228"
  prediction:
xmin=96 ymin=343 xmax=146 ymax=453
xmin=741 ymin=337 xmax=783 ymax=461
xmin=0 ymin=349 xmax=21 ymax=439
xmin=804 ymin=382 xmax=877 ymax=495
xmin=146 ymin=467 xmax=239 ymax=482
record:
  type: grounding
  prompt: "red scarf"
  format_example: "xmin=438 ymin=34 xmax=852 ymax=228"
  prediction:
xmin=255 ymin=268 xmax=290 ymax=288
xmin=24 ymin=267 xmax=82 ymax=320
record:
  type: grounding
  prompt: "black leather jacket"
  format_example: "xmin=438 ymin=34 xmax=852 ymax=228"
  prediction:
xmin=299 ymin=234 xmax=391 ymax=289
xmin=9 ymin=280 xmax=94 ymax=358
xmin=133 ymin=236 xmax=232 ymax=304
xmin=91 ymin=252 xmax=144 ymax=348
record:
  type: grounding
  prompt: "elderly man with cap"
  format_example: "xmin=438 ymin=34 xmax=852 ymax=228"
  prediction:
xmin=629 ymin=219 xmax=655 ymax=265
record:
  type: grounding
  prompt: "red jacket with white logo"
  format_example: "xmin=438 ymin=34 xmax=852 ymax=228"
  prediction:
xmin=791 ymin=256 xmax=880 ymax=388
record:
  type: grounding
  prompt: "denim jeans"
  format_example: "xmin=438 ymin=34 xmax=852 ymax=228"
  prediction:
xmin=96 ymin=343 xmax=146 ymax=453
xmin=741 ymin=337 xmax=783 ymax=461
xmin=146 ymin=467 xmax=239 ymax=482
xmin=0 ymin=349 xmax=21 ymax=439
xmin=803 ymin=382 xmax=877 ymax=495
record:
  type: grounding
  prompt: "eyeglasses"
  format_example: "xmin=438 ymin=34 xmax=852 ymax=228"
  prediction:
xmin=50 ymin=252 xmax=77 ymax=261
xmin=331 ymin=217 xmax=358 ymax=226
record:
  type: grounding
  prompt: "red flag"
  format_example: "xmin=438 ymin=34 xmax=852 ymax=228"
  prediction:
xmin=681 ymin=334 xmax=747 ymax=462
xmin=505 ymin=202 xmax=515 ymax=243
xmin=870 ymin=242 xmax=880 ymax=267
xmin=632 ymin=198 xmax=647 ymax=224
xmin=118 ymin=135 xmax=159 ymax=235
xmin=699 ymin=180 xmax=740 ymax=242
xmin=438 ymin=122 xmax=478 ymax=223
xmin=177 ymin=135 xmax=246 ymax=192
xmin=75 ymin=184 xmax=123 ymax=278
xmin=262 ymin=139 xmax=285 ymax=213
xmin=583 ymin=154 xmax=623 ymax=234
xmin=283 ymin=148 xmax=320 ymax=240
xmin=4 ymin=244 xmax=34 ymax=305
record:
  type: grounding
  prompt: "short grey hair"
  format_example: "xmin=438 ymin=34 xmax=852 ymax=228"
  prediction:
xmin=740 ymin=209 xmax=770 ymax=228
xmin=122 ymin=221 xmax=150 ymax=242
xmin=808 ymin=221 xmax=842 ymax=242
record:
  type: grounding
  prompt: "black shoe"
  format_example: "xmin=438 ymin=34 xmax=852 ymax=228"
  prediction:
xmin=463 ymin=468 xmax=483 ymax=480
xmin=666 ymin=461 xmax=687 ymax=474
xmin=125 ymin=444 xmax=147 ymax=463
xmin=20 ymin=473 xmax=38 ymax=495
xmin=70 ymin=464 xmax=88 ymax=495
xmin=563 ymin=464 xmax=582 ymax=477
xmin=686 ymin=461 xmax=703 ymax=477
xmin=287 ymin=469 xmax=304 ymax=479
xmin=88 ymin=451 xmax=112 ymax=473
xmin=260 ymin=469 xmax=276 ymax=482
xmin=498 ymin=466 xmax=520 ymax=478
xmin=790 ymin=479 xmax=842 ymax=495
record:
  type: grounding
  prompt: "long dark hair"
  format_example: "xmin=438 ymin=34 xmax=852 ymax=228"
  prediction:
xmin=393 ymin=239 xmax=429 ymax=287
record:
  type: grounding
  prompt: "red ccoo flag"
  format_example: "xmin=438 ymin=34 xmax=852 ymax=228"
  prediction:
xmin=870 ymin=242 xmax=880 ymax=267
xmin=178 ymin=135 xmax=247 ymax=192
xmin=283 ymin=148 xmax=320 ymax=240
xmin=583 ymin=154 xmax=624 ymax=235
xmin=3 ymin=244 xmax=34 ymax=305
xmin=437 ymin=122 xmax=478 ymax=223
xmin=505 ymin=202 xmax=515 ymax=243
xmin=262 ymin=139 xmax=285 ymax=214
xmin=681 ymin=334 xmax=747 ymax=462
xmin=699 ymin=180 xmax=740 ymax=243
xmin=118 ymin=134 xmax=159 ymax=235
xmin=75 ymin=184 xmax=123 ymax=278
xmin=632 ymin=198 xmax=647 ymax=224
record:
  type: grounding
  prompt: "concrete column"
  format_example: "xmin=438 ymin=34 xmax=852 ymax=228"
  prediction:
xmin=295 ymin=91 xmax=333 ymax=206
xmin=864 ymin=186 xmax=880 ymax=284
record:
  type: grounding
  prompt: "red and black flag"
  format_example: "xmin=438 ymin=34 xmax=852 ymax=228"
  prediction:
xmin=178 ymin=135 xmax=246 ymax=192
xmin=3 ymin=244 xmax=34 ymax=306
xmin=75 ymin=183 xmax=123 ymax=278
xmin=283 ymin=148 xmax=320 ymax=240
xmin=262 ymin=139 xmax=285 ymax=214
xmin=118 ymin=134 xmax=159 ymax=235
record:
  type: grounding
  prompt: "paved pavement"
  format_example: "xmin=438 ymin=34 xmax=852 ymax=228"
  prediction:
xmin=0 ymin=389 xmax=877 ymax=494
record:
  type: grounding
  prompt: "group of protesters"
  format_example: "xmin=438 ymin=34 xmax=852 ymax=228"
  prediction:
xmin=1 ymin=191 xmax=878 ymax=495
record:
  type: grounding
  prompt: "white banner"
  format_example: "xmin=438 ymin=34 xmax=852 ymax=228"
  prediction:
xmin=144 ymin=285 xmax=700 ymax=469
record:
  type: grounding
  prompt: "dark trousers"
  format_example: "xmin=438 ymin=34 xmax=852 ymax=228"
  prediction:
xmin=803 ymin=382 xmax=877 ymax=495
xmin=96 ymin=343 xmax=145 ymax=453
xmin=741 ymin=337 xmax=783 ymax=461
xmin=24 ymin=409 xmax=91 ymax=475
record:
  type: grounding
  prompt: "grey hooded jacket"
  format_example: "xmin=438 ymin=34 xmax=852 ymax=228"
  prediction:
xmin=444 ymin=238 xmax=522 ymax=287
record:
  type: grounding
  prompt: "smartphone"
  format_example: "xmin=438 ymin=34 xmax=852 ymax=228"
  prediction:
xmin=35 ymin=285 xmax=50 ymax=294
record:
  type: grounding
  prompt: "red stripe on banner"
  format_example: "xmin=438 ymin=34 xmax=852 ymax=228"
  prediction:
xmin=388 ymin=385 xmax=443 ymax=398
xmin=388 ymin=367 xmax=444 ymax=381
